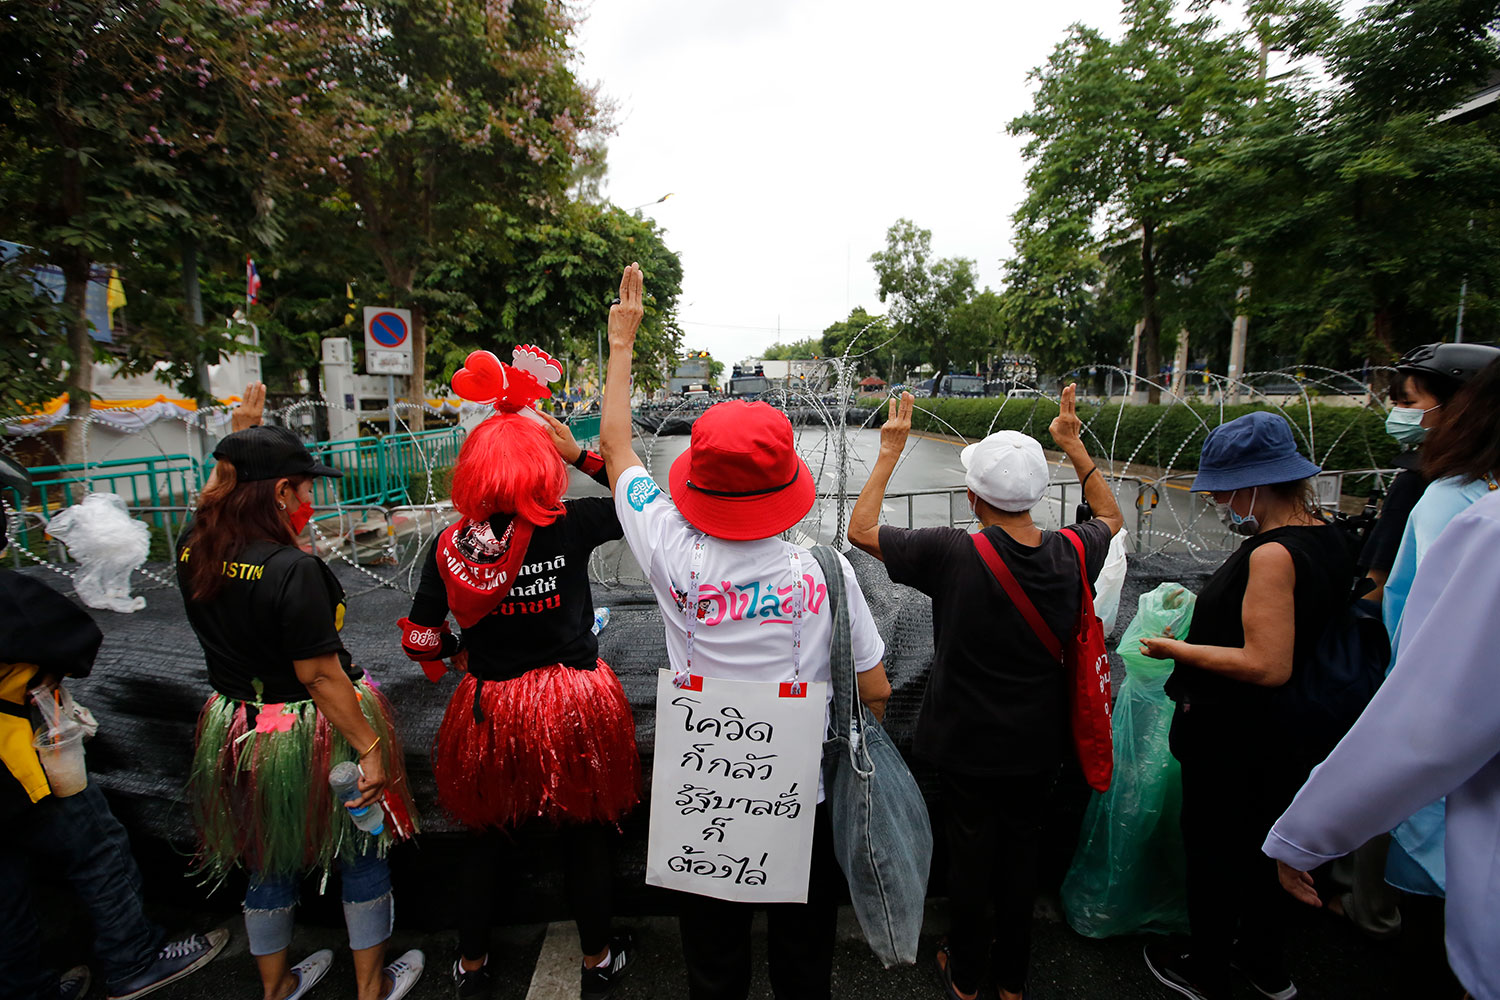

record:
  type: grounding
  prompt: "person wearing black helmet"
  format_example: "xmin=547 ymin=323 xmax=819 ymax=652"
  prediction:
xmin=1375 ymin=356 xmax=1500 ymax=915
xmin=1 ymin=455 xmax=229 ymax=1000
xmin=1362 ymin=342 xmax=1500 ymax=605
xmin=1332 ymin=343 xmax=1500 ymax=944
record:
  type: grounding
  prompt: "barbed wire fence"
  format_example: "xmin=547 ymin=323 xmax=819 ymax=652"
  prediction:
xmin=2 ymin=352 xmax=1400 ymax=603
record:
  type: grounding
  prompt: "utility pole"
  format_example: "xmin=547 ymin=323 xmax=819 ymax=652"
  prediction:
xmin=1456 ymin=215 xmax=1474 ymax=343
xmin=1129 ymin=319 xmax=1144 ymax=402
xmin=181 ymin=237 xmax=215 ymax=467
xmin=1172 ymin=328 xmax=1191 ymax=399
xmin=1228 ymin=36 xmax=1271 ymax=405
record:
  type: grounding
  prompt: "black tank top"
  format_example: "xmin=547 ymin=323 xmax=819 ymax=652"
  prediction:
xmin=1165 ymin=522 xmax=1355 ymax=721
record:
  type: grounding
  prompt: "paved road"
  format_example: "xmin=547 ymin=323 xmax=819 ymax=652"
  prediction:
xmin=41 ymin=892 xmax=1410 ymax=1000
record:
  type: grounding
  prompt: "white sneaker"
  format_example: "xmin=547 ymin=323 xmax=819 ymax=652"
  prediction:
xmin=285 ymin=949 xmax=334 ymax=1000
xmin=381 ymin=949 xmax=425 ymax=1000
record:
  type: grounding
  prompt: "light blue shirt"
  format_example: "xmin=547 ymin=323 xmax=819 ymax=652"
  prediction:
xmin=1264 ymin=490 xmax=1500 ymax=1000
xmin=1379 ymin=475 xmax=1496 ymax=894
xmin=1384 ymin=475 xmax=1496 ymax=653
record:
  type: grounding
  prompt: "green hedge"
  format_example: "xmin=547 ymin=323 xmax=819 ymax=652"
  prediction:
xmin=860 ymin=397 xmax=1398 ymax=487
xmin=406 ymin=465 xmax=455 ymax=504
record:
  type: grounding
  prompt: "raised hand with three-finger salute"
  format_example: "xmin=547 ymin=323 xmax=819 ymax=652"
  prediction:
xmin=1051 ymin=383 xmax=1124 ymax=537
xmin=231 ymin=381 xmax=267 ymax=432
xmin=879 ymin=391 xmax=915 ymax=460
xmin=608 ymin=262 xmax=644 ymax=353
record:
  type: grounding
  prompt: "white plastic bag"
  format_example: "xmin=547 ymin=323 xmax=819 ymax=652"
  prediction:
xmin=1093 ymin=527 xmax=1129 ymax=633
xmin=45 ymin=493 xmax=150 ymax=614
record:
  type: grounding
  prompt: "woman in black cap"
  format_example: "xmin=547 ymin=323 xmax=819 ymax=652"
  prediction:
xmin=1136 ymin=411 xmax=1354 ymax=1000
xmin=177 ymin=424 xmax=424 ymax=1000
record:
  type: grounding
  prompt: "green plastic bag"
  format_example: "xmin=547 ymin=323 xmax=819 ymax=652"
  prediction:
xmin=1062 ymin=582 xmax=1196 ymax=938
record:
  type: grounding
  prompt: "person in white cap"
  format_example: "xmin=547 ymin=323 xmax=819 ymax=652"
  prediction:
xmin=848 ymin=386 xmax=1122 ymax=1000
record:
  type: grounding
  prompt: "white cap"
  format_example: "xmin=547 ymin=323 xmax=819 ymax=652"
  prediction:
xmin=960 ymin=431 xmax=1050 ymax=512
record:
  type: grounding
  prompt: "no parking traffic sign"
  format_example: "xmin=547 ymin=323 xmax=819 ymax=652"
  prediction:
xmin=363 ymin=306 xmax=413 ymax=375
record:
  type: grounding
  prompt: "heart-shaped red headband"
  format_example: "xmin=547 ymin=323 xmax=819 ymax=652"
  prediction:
xmin=450 ymin=345 xmax=562 ymax=412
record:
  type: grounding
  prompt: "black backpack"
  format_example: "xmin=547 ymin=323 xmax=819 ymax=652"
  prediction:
xmin=1281 ymin=526 xmax=1391 ymax=759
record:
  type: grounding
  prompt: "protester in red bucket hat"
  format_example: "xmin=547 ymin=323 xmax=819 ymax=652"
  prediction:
xmin=599 ymin=263 xmax=893 ymax=1000
xmin=666 ymin=399 xmax=817 ymax=540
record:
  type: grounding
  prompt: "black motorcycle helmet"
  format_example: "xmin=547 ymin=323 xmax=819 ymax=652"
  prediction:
xmin=0 ymin=454 xmax=30 ymax=553
xmin=1396 ymin=342 xmax=1500 ymax=397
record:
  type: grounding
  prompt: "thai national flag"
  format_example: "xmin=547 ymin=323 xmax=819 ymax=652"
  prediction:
xmin=245 ymin=255 xmax=262 ymax=304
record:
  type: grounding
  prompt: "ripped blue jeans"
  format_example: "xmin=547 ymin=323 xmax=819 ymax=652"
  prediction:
xmin=243 ymin=851 xmax=393 ymax=956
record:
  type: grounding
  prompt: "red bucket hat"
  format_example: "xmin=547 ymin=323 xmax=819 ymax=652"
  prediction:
xmin=668 ymin=401 xmax=816 ymax=541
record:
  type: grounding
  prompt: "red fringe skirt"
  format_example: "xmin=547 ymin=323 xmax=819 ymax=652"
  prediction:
xmin=433 ymin=659 xmax=640 ymax=830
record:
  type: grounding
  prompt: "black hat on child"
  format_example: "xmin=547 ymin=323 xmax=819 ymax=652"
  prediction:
xmin=212 ymin=426 xmax=342 ymax=482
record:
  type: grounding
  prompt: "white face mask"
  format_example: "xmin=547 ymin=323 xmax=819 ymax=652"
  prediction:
xmin=1215 ymin=487 xmax=1260 ymax=536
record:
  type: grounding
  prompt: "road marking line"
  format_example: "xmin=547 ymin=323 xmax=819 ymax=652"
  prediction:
xmin=525 ymin=921 xmax=579 ymax=1000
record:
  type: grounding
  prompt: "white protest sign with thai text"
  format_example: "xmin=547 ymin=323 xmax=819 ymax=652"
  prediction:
xmin=646 ymin=670 xmax=826 ymax=903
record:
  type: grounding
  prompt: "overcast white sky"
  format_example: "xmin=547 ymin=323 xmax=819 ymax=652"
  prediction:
xmin=573 ymin=0 xmax=1133 ymax=366
xmin=572 ymin=1 xmax=1348 ymax=369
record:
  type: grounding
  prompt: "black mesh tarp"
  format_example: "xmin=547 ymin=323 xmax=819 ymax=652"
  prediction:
xmin=35 ymin=546 xmax=1228 ymax=921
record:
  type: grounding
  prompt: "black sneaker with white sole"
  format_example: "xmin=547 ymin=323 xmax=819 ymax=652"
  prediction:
xmin=580 ymin=933 xmax=633 ymax=999
xmin=1232 ymin=960 xmax=1299 ymax=999
xmin=452 ymin=956 xmax=493 ymax=1000
xmin=1143 ymin=941 xmax=1225 ymax=1000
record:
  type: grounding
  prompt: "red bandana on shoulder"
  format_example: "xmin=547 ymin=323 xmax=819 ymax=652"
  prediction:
xmin=436 ymin=516 xmax=536 ymax=628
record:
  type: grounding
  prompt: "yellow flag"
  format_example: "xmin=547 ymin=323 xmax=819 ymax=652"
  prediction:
xmin=344 ymin=283 xmax=355 ymax=324
xmin=106 ymin=269 xmax=127 ymax=328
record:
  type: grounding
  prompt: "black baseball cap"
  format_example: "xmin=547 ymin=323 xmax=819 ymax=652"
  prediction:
xmin=212 ymin=425 xmax=342 ymax=482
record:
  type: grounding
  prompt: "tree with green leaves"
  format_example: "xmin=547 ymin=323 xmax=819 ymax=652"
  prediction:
xmin=946 ymin=289 xmax=1009 ymax=374
xmin=302 ymin=0 xmax=604 ymax=425
xmin=0 ymin=0 xmax=364 ymax=459
xmin=869 ymin=219 xmax=977 ymax=395
xmin=448 ymin=201 xmax=684 ymax=393
xmin=1198 ymin=0 xmax=1500 ymax=366
xmin=820 ymin=306 xmax=893 ymax=378
xmin=1008 ymin=0 xmax=1259 ymax=400
xmin=762 ymin=338 xmax=825 ymax=360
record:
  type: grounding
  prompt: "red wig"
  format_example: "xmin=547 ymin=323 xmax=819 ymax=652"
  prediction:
xmin=450 ymin=414 xmax=568 ymax=526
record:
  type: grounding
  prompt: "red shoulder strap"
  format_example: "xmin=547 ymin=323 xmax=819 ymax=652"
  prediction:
xmin=971 ymin=531 xmax=1063 ymax=662
xmin=1061 ymin=527 xmax=1097 ymax=618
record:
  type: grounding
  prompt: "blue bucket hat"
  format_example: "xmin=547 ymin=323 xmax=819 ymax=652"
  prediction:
xmin=1191 ymin=411 xmax=1321 ymax=493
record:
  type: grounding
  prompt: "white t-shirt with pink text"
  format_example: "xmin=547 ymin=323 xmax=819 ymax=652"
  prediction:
xmin=614 ymin=465 xmax=886 ymax=742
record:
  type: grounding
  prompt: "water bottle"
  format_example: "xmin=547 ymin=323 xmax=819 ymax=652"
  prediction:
xmin=591 ymin=606 xmax=611 ymax=635
xmin=328 ymin=760 xmax=385 ymax=836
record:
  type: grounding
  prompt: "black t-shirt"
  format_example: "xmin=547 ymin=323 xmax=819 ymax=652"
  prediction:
xmin=176 ymin=532 xmax=359 ymax=703
xmin=1359 ymin=466 xmax=1428 ymax=575
xmin=1166 ymin=522 xmax=1355 ymax=727
xmin=879 ymin=518 xmax=1113 ymax=775
xmin=407 ymin=497 xmax=623 ymax=682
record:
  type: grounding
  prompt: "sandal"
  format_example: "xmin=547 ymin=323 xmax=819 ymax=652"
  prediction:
xmin=935 ymin=941 xmax=980 ymax=1000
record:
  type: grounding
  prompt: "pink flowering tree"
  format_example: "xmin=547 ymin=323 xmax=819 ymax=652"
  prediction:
xmin=0 ymin=0 xmax=365 ymax=459
xmin=297 ymin=0 xmax=605 ymax=423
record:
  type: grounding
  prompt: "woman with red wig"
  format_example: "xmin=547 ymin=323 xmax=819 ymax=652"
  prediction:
xmin=399 ymin=347 xmax=640 ymax=1000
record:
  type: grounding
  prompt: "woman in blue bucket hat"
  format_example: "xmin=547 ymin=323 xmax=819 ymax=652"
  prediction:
xmin=1135 ymin=411 xmax=1355 ymax=1000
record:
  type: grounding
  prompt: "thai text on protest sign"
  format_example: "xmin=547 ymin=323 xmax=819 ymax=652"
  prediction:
xmin=646 ymin=670 xmax=825 ymax=903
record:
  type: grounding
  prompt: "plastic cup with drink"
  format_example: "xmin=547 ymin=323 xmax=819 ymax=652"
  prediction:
xmin=32 ymin=721 xmax=88 ymax=797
